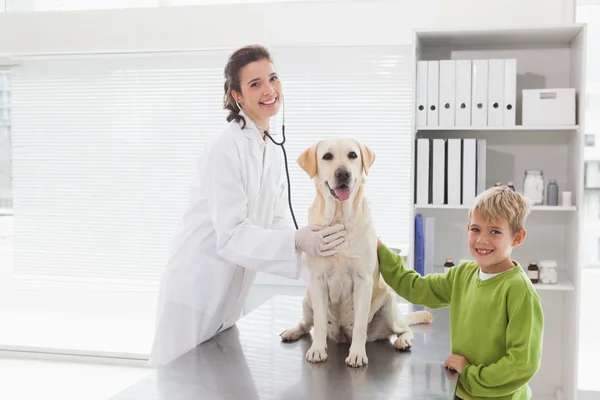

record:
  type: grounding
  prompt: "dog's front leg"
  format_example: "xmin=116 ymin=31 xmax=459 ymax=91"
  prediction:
xmin=346 ymin=275 xmax=373 ymax=367
xmin=305 ymin=276 xmax=329 ymax=363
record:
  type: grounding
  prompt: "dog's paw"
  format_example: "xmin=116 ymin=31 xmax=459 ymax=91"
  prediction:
xmin=394 ymin=334 xmax=413 ymax=351
xmin=345 ymin=349 xmax=368 ymax=367
xmin=280 ymin=326 xmax=307 ymax=342
xmin=305 ymin=346 xmax=328 ymax=363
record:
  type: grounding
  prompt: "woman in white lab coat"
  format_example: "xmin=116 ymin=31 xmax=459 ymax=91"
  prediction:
xmin=148 ymin=45 xmax=346 ymax=368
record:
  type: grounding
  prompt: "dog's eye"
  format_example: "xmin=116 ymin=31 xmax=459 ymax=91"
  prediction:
xmin=322 ymin=153 xmax=333 ymax=161
xmin=348 ymin=152 xmax=358 ymax=159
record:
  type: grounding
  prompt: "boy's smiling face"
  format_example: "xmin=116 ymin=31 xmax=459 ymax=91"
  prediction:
xmin=467 ymin=209 xmax=526 ymax=273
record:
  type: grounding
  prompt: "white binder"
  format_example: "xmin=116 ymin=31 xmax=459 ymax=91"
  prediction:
xmin=487 ymin=59 xmax=505 ymax=126
xmin=503 ymin=58 xmax=517 ymax=126
xmin=432 ymin=139 xmax=446 ymax=205
xmin=476 ymin=139 xmax=487 ymax=195
xmin=471 ymin=60 xmax=489 ymax=126
xmin=416 ymin=138 xmax=430 ymax=205
xmin=427 ymin=61 xmax=439 ymax=127
xmin=455 ymin=60 xmax=472 ymax=126
xmin=439 ymin=60 xmax=456 ymax=127
xmin=462 ymin=138 xmax=477 ymax=206
xmin=416 ymin=61 xmax=428 ymax=127
xmin=446 ymin=139 xmax=461 ymax=206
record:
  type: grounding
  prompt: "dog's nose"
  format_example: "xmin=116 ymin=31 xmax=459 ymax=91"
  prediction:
xmin=335 ymin=168 xmax=350 ymax=181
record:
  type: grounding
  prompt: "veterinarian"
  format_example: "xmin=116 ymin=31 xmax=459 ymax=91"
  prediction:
xmin=148 ymin=45 xmax=347 ymax=367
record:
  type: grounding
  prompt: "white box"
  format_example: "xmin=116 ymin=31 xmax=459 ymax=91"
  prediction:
xmin=522 ymin=88 xmax=576 ymax=126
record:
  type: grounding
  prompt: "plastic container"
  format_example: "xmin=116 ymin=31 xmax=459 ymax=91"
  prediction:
xmin=539 ymin=260 xmax=558 ymax=284
xmin=547 ymin=180 xmax=559 ymax=206
xmin=523 ymin=170 xmax=544 ymax=205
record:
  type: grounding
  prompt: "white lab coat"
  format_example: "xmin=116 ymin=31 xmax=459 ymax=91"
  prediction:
xmin=148 ymin=110 xmax=302 ymax=367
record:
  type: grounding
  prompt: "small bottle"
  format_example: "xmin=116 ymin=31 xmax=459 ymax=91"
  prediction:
xmin=527 ymin=261 xmax=539 ymax=284
xmin=494 ymin=182 xmax=502 ymax=187
xmin=507 ymin=182 xmax=515 ymax=191
xmin=443 ymin=258 xmax=455 ymax=273
xmin=547 ymin=179 xmax=559 ymax=206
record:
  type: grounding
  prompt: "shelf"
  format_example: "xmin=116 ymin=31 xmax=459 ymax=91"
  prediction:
xmin=532 ymin=271 xmax=575 ymax=291
xmin=416 ymin=125 xmax=579 ymax=132
xmin=415 ymin=25 xmax=585 ymax=47
xmin=415 ymin=204 xmax=577 ymax=211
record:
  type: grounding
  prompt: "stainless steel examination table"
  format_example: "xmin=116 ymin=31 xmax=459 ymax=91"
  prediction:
xmin=112 ymin=295 xmax=458 ymax=400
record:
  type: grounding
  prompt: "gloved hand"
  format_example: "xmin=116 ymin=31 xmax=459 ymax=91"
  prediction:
xmin=295 ymin=223 xmax=346 ymax=257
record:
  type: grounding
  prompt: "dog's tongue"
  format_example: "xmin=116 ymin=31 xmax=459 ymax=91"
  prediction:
xmin=334 ymin=187 xmax=351 ymax=201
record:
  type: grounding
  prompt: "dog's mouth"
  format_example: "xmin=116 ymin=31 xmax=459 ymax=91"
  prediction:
xmin=326 ymin=182 xmax=351 ymax=202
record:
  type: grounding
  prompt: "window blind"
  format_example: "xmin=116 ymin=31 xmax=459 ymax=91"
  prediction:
xmin=10 ymin=45 xmax=412 ymax=291
xmin=0 ymin=71 xmax=10 ymax=210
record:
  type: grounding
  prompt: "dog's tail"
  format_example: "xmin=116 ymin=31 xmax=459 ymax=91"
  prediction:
xmin=405 ymin=310 xmax=433 ymax=325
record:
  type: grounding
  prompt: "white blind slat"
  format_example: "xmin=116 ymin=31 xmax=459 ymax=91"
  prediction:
xmin=11 ymin=46 xmax=412 ymax=290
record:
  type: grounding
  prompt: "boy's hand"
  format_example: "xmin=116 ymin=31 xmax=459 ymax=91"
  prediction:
xmin=444 ymin=354 xmax=468 ymax=373
xmin=377 ymin=237 xmax=382 ymax=248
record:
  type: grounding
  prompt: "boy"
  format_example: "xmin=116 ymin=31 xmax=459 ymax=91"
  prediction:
xmin=377 ymin=185 xmax=544 ymax=399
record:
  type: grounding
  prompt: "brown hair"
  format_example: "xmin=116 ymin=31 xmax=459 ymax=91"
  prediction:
xmin=223 ymin=45 xmax=273 ymax=129
xmin=468 ymin=185 xmax=532 ymax=235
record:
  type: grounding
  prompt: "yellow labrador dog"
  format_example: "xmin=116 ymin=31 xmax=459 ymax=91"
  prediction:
xmin=280 ymin=138 xmax=432 ymax=367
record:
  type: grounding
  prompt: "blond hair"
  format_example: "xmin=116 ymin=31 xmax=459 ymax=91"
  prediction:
xmin=468 ymin=185 xmax=532 ymax=235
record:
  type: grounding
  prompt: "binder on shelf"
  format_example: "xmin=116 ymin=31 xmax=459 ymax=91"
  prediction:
xmin=431 ymin=139 xmax=446 ymax=205
xmin=416 ymin=60 xmax=428 ymax=127
xmin=476 ymin=139 xmax=487 ymax=195
xmin=487 ymin=59 xmax=505 ymax=126
xmin=414 ymin=213 xmax=425 ymax=276
xmin=503 ymin=58 xmax=517 ymax=126
xmin=471 ymin=59 xmax=489 ymax=126
xmin=439 ymin=60 xmax=456 ymax=127
xmin=427 ymin=61 xmax=439 ymax=127
xmin=415 ymin=138 xmax=431 ymax=205
xmin=423 ymin=216 xmax=435 ymax=276
xmin=446 ymin=139 xmax=461 ymax=205
xmin=455 ymin=60 xmax=472 ymax=126
xmin=462 ymin=138 xmax=477 ymax=205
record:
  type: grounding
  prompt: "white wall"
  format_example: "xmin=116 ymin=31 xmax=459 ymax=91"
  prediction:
xmin=0 ymin=0 xmax=575 ymax=55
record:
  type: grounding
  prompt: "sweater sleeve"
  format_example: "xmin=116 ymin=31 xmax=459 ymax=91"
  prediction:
xmin=459 ymin=289 xmax=544 ymax=397
xmin=377 ymin=244 xmax=453 ymax=309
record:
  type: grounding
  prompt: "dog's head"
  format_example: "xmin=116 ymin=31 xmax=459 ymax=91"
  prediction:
xmin=297 ymin=138 xmax=375 ymax=202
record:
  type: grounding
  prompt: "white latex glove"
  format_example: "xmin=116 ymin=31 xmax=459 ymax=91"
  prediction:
xmin=295 ymin=223 xmax=346 ymax=257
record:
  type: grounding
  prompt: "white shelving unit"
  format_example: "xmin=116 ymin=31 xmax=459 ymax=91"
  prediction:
xmin=408 ymin=25 xmax=586 ymax=400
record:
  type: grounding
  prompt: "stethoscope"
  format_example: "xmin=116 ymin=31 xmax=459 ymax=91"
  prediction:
xmin=235 ymin=97 xmax=299 ymax=230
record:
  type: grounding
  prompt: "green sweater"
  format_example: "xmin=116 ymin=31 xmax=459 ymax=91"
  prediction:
xmin=377 ymin=244 xmax=544 ymax=400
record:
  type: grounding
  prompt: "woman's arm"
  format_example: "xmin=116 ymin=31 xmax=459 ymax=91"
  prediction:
xmin=205 ymin=141 xmax=301 ymax=279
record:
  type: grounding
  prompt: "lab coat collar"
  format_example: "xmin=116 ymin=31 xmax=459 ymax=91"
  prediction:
xmin=238 ymin=109 xmax=268 ymax=160
xmin=238 ymin=110 xmax=266 ymax=143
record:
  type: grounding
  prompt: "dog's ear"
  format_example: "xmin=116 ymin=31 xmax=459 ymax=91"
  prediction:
xmin=360 ymin=144 xmax=375 ymax=175
xmin=297 ymin=144 xmax=318 ymax=179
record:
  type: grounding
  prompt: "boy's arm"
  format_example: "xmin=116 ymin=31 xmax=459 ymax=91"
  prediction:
xmin=459 ymin=289 xmax=544 ymax=397
xmin=377 ymin=243 xmax=453 ymax=308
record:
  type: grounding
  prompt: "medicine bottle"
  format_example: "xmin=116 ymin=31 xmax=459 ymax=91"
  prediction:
xmin=527 ymin=261 xmax=539 ymax=283
xmin=443 ymin=258 xmax=455 ymax=273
